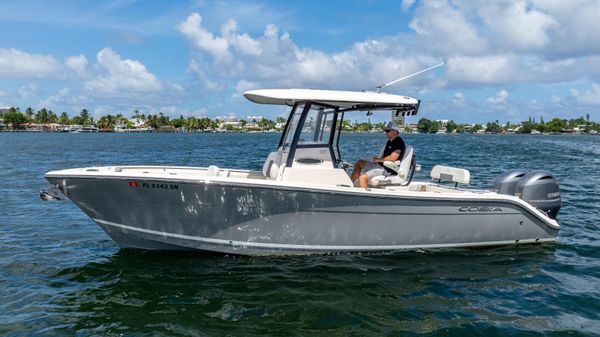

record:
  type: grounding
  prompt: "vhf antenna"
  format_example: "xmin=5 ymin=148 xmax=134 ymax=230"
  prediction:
xmin=376 ymin=58 xmax=446 ymax=93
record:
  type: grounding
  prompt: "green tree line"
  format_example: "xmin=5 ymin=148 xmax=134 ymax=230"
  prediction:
xmin=2 ymin=106 xmax=599 ymax=133
xmin=416 ymin=115 xmax=600 ymax=134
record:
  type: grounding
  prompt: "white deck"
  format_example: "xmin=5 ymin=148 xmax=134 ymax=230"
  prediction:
xmin=45 ymin=165 xmax=527 ymax=200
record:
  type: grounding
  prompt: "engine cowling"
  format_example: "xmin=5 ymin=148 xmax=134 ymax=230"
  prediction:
xmin=515 ymin=170 xmax=561 ymax=219
xmin=493 ymin=169 xmax=528 ymax=195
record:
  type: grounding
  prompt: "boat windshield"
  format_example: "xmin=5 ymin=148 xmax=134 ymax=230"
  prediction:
xmin=280 ymin=103 xmax=337 ymax=147
xmin=298 ymin=107 xmax=335 ymax=146
xmin=280 ymin=104 xmax=304 ymax=148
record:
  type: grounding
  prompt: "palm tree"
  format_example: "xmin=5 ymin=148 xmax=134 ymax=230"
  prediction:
xmin=80 ymin=109 xmax=90 ymax=126
xmin=198 ymin=117 xmax=212 ymax=130
xmin=146 ymin=115 xmax=159 ymax=129
xmin=47 ymin=110 xmax=58 ymax=123
xmin=35 ymin=108 xmax=48 ymax=123
xmin=59 ymin=112 xmax=69 ymax=126
xmin=25 ymin=107 xmax=34 ymax=121
xmin=158 ymin=112 xmax=169 ymax=127
xmin=186 ymin=117 xmax=199 ymax=130
xmin=97 ymin=115 xmax=117 ymax=131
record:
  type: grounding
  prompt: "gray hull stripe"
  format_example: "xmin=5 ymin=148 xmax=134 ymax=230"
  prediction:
xmin=94 ymin=218 xmax=555 ymax=252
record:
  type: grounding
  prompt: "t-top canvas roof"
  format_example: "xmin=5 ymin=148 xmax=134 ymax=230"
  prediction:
xmin=244 ymin=89 xmax=420 ymax=113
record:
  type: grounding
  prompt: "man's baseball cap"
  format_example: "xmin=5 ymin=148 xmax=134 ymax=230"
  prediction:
xmin=383 ymin=122 xmax=401 ymax=132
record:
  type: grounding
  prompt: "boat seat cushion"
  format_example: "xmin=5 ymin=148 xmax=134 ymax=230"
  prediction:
xmin=430 ymin=165 xmax=470 ymax=185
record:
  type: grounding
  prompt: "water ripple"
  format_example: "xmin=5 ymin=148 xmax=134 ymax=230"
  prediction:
xmin=1 ymin=133 xmax=599 ymax=335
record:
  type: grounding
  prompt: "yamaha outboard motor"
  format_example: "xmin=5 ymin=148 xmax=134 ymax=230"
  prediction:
xmin=493 ymin=169 xmax=528 ymax=195
xmin=515 ymin=170 xmax=561 ymax=219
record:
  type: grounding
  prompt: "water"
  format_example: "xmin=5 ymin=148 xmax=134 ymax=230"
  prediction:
xmin=1 ymin=132 xmax=599 ymax=336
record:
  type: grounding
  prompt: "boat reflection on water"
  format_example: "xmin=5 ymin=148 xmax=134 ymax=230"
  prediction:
xmin=46 ymin=247 xmax=558 ymax=334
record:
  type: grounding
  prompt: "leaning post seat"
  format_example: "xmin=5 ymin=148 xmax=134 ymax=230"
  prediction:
xmin=262 ymin=151 xmax=283 ymax=180
xmin=430 ymin=165 xmax=470 ymax=187
xmin=369 ymin=145 xmax=416 ymax=186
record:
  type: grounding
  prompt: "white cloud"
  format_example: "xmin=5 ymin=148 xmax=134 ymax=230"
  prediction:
xmin=453 ymin=92 xmax=465 ymax=105
xmin=65 ymin=54 xmax=88 ymax=77
xmin=40 ymin=87 xmax=69 ymax=108
xmin=446 ymin=55 xmax=521 ymax=85
xmin=486 ymin=89 xmax=509 ymax=105
xmin=235 ymin=79 xmax=258 ymax=93
xmin=402 ymin=0 xmax=416 ymax=11
xmin=409 ymin=1 xmax=487 ymax=55
xmin=477 ymin=1 xmax=558 ymax=51
xmin=84 ymin=48 xmax=163 ymax=95
xmin=529 ymin=0 xmax=600 ymax=57
xmin=572 ymin=83 xmax=600 ymax=105
xmin=4 ymin=2 xmax=600 ymax=123
xmin=221 ymin=19 xmax=262 ymax=56
xmin=187 ymin=59 xmax=226 ymax=91
xmin=159 ymin=105 xmax=177 ymax=114
xmin=0 ymin=48 xmax=62 ymax=79
xmin=177 ymin=13 xmax=231 ymax=61
xmin=264 ymin=24 xmax=278 ymax=38
xmin=18 ymin=84 xmax=38 ymax=98
xmin=178 ymin=13 xmax=446 ymax=92
xmin=177 ymin=8 xmax=596 ymax=99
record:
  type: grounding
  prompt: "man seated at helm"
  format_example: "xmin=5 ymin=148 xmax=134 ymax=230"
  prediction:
xmin=350 ymin=122 xmax=406 ymax=188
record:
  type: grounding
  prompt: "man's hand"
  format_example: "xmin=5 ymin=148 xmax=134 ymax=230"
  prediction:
xmin=375 ymin=152 xmax=400 ymax=163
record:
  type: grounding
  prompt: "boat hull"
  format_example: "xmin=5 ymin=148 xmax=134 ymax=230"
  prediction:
xmin=45 ymin=176 xmax=559 ymax=255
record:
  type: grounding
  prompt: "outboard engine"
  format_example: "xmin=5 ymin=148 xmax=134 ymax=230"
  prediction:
xmin=515 ymin=170 xmax=561 ymax=219
xmin=493 ymin=169 xmax=528 ymax=195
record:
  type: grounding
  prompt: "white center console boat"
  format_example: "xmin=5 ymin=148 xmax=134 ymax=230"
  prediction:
xmin=43 ymin=89 xmax=561 ymax=255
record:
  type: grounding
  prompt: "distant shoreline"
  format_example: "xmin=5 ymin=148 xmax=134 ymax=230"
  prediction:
xmin=1 ymin=129 xmax=598 ymax=136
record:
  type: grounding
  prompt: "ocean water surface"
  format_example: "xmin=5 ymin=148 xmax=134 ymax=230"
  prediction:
xmin=1 ymin=132 xmax=599 ymax=336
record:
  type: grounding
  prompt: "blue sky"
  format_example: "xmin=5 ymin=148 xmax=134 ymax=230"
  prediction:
xmin=1 ymin=0 xmax=600 ymax=123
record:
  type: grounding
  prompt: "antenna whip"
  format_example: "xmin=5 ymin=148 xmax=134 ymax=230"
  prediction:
xmin=376 ymin=58 xmax=446 ymax=92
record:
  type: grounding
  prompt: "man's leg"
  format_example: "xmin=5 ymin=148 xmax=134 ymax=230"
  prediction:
xmin=350 ymin=159 xmax=366 ymax=182
xmin=360 ymin=167 xmax=385 ymax=188
xmin=358 ymin=173 xmax=369 ymax=188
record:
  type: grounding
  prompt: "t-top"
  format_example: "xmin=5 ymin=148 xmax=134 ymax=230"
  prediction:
xmin=380 ymin=136 xmax=406 ymax=174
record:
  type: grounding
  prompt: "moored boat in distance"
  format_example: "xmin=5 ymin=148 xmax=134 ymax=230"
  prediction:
xmin=44 ymin=88 xmax=561 ymax=255
xmin=64 ymin=125 xmax=99 ymax=133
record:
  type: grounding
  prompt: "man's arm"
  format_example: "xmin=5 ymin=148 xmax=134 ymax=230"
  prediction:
xmin=372 ymin=151 xmax=400 ymax=163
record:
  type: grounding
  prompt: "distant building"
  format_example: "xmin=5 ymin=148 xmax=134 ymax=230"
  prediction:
xmin=245 ymin=115 xmax=263 ymax=122
xmin=0 ymin=107 xmax=12 ymax=115
xmin=403 ymin=123 xmax=418 ymax=133
xmin=216 ymin=116 xmax=238 ymax=123
xmin=131 ymin=117 xmax=145 ymax=127
xmin=391 ymin=113 xmax=405 ymax=126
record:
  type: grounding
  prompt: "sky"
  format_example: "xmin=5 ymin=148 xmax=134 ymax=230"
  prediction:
xmin=1 ymin=0 xmax=600 ymax=124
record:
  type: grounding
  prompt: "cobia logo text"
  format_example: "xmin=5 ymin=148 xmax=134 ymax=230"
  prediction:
xmin=458 ymin=206 xmax=502 ymax=213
